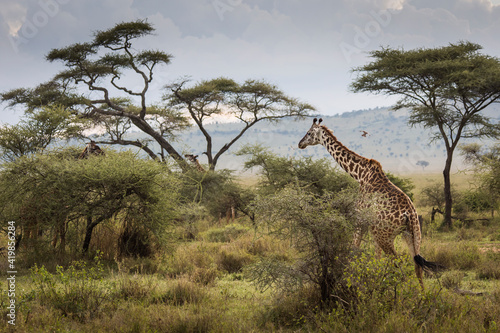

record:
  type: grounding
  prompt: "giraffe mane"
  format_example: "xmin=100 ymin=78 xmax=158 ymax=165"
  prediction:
xmin=320 ymin=125 xmax=384 ymax=171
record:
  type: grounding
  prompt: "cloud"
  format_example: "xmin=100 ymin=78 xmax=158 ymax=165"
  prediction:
xmin=1 ymin=0 xmax=500 ymax=124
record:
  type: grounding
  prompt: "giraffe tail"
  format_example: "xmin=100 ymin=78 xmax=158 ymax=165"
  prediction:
xmin=403 ymin=212 xmax=445 ymax=273
xmin=414 ymin=254 xmax=445 ymax=273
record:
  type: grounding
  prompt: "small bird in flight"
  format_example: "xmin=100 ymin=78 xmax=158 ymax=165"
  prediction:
xmin=360 ymin=130 xmax=370 ymax=137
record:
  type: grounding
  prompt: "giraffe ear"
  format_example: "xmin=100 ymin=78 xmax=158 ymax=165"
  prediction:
xmin=318 ymin=118 xmax=323 ymax=124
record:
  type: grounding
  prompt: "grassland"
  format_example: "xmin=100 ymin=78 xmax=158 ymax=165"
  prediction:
xmin=1 ymin=173 xmax=500 ymax=333
xmin=406 ymin=172 xmax=476 ymax=193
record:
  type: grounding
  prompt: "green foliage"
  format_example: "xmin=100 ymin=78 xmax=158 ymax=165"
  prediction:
xmin=7 ymin=215 xmax=500 ymax=332
xmin=461 ymin=143 xmax=500 ymax=214
xmin=166 ymin=77 xmax=314 ymax=169
xmin=455 ymin=189 xmax=494 ymax=214
xmin=0 ymin=105 xmax=86 ymax=162
xmin=352 ymin=42 xmax=500 ymax=138
xmin=179 ymin=168 xmax=252 ymax=223
xmin=385 ymin=172 xmax=415 ymax=201
xmin=3 ymin=20 xmax=313 ymax=167
xmin=340 ymin=253 xmax=420 ymax=318
xmin=419 ymin=181 xmax=447 ymax=209
xmin=0 ymin=149 xmax=180 ymax=255
xmin=29 ymin=254 xmax=108 ymax=322
xmin=249 ymin=186 xmax=374 ymax=302
xmin=201 ymin=224 xmax=249 ymax=243
xmin=238 ymin=144 xmax=357 ymax=196
xmin=2 ymin=20 xmax=189 ymax=165
xmin=93 ymin=20 xmax=156 ymax=48
xmin=352 ymin=41 xmax=500 ymax=228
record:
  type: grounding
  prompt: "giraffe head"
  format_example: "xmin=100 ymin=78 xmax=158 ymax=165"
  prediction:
xmin=298 ymin=118 xmax=323 ymax=149
xmin=184 ymin=154 xmax=199 ymax=163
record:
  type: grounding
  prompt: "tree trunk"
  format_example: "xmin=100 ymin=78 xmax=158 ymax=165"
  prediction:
xmin=129 ymin=116 xmax=188 ymax=170
xmin=442 ymin=151 xmax=454 ymax=229
xmin=82 ymin=216 xmax=98 ymax=254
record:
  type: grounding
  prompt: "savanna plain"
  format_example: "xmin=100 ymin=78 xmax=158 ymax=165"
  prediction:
xmin=1 ymin=169 xmax=500 ymax=333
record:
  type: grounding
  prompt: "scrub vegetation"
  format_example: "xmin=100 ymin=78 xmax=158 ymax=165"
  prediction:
xmin=1 ymin=146 xmax=499 ymax=333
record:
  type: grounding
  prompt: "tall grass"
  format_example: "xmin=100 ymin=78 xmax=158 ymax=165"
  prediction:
xmin=7 ymin=214 xmax=500 ymax=332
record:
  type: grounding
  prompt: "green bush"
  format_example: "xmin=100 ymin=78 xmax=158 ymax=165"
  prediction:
xmin=29 ymin=254 xmax=108 ymax=322
xmin=237 ymin=144 xmax=357 ymax=196
xmin=0 ymin=150 xmax=180 ymax=257
xmin=340 ymin=253 xmax=419 ymax=315
xmin=425 ymin=241 xmax=481 ymax=270
xmin=249 ymin=186 xmax=374 ymax=303
xmin=216 ymin=246 xmax=253 ymax=273
xmin=113 ymin=274 xmax=158 ymax=301
xmin=178 ymin=168 xmax=252 ymax=223
xmin=154 ymin=278 xmax=207 ymax=305
xmin=455 ymin=189 xmax=494 ymax=214
xmin=201 ymin=224 xmax=249 ymax=242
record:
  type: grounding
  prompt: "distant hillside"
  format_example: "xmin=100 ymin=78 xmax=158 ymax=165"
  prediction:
xmin=100 ymin=105 xmax=500 ymax=175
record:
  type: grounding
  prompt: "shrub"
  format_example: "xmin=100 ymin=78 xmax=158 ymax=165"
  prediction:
xmin=201 ymin=223 xmax=249 ymax=242
xmin=29 ymin=254 xmax=108 ymax=322
xmin=455 ymin=189 xmax=494 ymax=214
xmin=339 ymin=253 xmax=420 ymax=315
xmin=249 ymin=186 xmax=374 ymax=303
xmin=424 ymin=241 xmax=481 ymax=270
xmin=114 ymin=274 xmax=158 ymax=301
xmin=237 ymin=144 xmax=357 ymax=196
xmin=476 ymin=257 xmax=500 ymax=280
xmin=178 ymin=169 xmax=251 ymax=223
xmin=216 ymin=246 xmax=253 ymax=273
xmin=441 ymin=271 xmax=465 ymax=289
xmin=154 ymin=278 xmax=206 ymax=305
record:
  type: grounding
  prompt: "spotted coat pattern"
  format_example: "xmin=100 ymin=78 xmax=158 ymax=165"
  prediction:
xmin=298 ymin=118 xmax=425 ymax=286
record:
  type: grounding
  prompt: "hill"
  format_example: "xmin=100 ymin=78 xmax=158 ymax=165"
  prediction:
xmin=166 ymin=105 xmax=499 ymax=174
xmin=89 ymin=105 xmax=498 ymax=175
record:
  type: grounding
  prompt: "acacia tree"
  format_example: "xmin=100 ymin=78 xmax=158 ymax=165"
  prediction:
xmin=165 ymin=78 xmax=314 ymax=170
xmin=1 ymin=20 xmax=189 ymax=167
xmin=461 ymin=143 xmax=500 ymax=217
xmin=0 ymin=105 xmax=85 ymax=162
xmin=3 ymin=21 xmax=312 ymax=170
xmin=351 ymin=42 xmax=500 ymax=228
xmin=0 ymin=150 xmax=179 ymax=254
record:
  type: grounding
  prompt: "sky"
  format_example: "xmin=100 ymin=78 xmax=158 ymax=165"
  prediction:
xmin=1 ymin=0 xmax=500 ymax=124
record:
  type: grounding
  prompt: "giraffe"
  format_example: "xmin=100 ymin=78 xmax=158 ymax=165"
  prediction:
xmin=79 ymin=140 xmax=105 ymax=159
xmin=298 ymin=118 xmax=441 ymax=288
xmin=184 ymin=154 xmax=206 ymax=172
xmin=184 ymin=154 xmax=236 ymax=224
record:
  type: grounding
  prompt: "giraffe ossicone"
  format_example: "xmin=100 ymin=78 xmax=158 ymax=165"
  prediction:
xmin=79 ymin=140 xmax=105 ymax=159
xmin=185 ymin=154 xmax=206 ymax=173
xmin=298 ymin=118 xmax=442 ymax=288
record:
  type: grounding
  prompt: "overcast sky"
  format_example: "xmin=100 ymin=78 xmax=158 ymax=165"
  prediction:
xmin=1 ymin=0 xmax=500 ymax=124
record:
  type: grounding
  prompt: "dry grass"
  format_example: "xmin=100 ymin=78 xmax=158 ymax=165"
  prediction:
xmin=5 ymin=210 xmax=500 ymax=332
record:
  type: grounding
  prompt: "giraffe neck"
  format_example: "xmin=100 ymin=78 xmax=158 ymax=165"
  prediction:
xmin=195 ymin=162 xmax=205 ymax=172
xmin=319 ymin=127 xmax=380 ymax=184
